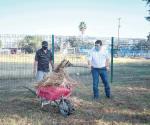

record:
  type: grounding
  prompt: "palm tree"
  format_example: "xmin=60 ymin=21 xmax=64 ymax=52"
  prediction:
xmin=79 ymin=21 xmax=87 ymax=42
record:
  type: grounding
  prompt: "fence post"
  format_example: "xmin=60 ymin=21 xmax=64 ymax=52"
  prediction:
xmin=111 ymin=37 xmax=114 ymax=83
xmin=52 ymin=34 xmax=54 ymax=64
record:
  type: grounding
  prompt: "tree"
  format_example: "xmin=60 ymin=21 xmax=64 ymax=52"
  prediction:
xmin=79 ymin=21 xmax=87 ymax=42
xmin=143 ymin=0 xmax=150 ymax=21
xmin=65 ymin=36 xmax=93 ymax=49
xmin=143 ymin=0 xmax=150 ymax=4
xmin=18 ymin=35 xmax=42 ymax=53
xmin=132 ymin=39 xmax=150 ymax=50
xmin=142 ymin=0 xmax=150 ymax=44
xmin=147 ymin=33 xmax=150 ymax=43
xmin=65 ymin=37 xmax=81 ymax=47
xmin=0 ymin=40 xmax=2 ymax=48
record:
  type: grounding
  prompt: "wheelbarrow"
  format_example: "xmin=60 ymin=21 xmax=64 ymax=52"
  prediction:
xmin=35 ymin=84 xmax=76 ymax=117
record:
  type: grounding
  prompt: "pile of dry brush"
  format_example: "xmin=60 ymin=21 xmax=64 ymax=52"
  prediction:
xmin=35 ymin=59 xmax=78 ymax=88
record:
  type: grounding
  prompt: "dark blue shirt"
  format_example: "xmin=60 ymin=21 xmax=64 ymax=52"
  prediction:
xmin=35 ymin=48 xmax=53 ymax=72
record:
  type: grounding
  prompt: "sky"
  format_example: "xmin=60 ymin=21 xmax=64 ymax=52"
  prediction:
xmin=0 ymin=0 xmax=149 ymax=38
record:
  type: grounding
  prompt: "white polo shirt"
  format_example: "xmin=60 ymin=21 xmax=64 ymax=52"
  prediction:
xmin=88 ymin=47 xmax=109 ymax=68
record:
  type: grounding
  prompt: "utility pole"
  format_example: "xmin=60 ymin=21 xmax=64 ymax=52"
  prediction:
xmin=117 ymin=18 xmax=121 ymax=49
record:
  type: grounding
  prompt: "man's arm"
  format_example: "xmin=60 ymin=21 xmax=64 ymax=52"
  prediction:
xmin=88 ymin=60 xmax=91 ymax=65
xmin=87 ymin=51 xmax=92 ymax=69
xmin=33 ymin=60 xmax=38 ymax=75
xmin=49 ymin=50 xmax=54 ymax=71
xmin=105 ymin=53 xmax=110 ymax=70
xmin=106 ymin=58 xmax=109 ymax=68
xmin=34 ymin=51 xmax=38 ymax=75
xmin=49 ymin=61 xmax=54 ymax=71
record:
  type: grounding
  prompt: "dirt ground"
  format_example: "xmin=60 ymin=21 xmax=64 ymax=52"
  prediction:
xmin=0 ymin=58 xmax=150 ymax=125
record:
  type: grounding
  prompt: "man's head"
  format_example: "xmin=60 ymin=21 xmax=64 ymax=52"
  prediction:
xmin=42 ymin=41 xmax=48 ymax=50
xmin=95 ymin=40 xmax=102 ymax=51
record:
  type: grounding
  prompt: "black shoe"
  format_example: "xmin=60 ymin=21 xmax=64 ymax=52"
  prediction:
xmin=106 ymin=95 xmax=111 ymax=98
xmin=106 ymin=95 xmax=113 ymax=99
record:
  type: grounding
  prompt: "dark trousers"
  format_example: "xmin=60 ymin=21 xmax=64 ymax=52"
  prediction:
xmin=91 ymin=67 xmax=110 ymax=98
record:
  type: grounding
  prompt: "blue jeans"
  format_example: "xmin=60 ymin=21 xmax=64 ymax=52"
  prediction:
xmin=36 ymin=71 xmax=48 ymax=82
xmin=91 ymin=67 xmax=110 ymax=98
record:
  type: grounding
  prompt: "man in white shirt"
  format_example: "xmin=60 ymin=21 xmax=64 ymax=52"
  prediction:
xmin=88 ymin=40 xmax=111 ymax=99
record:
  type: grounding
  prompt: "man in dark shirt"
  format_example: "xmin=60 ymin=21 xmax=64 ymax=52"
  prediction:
xmin=33 ymin=41 xmax=54 ymax=81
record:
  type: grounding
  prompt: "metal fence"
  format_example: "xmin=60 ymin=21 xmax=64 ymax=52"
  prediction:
xmin=0 ymin=34 xmax=149 ymax=83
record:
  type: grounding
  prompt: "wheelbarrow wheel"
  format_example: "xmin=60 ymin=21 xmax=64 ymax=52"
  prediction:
xmin=59 ymin=99 xmax=75 ymax=117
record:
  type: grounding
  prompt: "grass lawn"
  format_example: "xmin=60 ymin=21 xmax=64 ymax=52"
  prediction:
xmin=0 ymin=54 xmax=150 ymax=125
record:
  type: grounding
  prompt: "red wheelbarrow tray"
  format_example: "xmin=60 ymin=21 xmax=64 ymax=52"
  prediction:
xmin=36 ymin=85 xmax=73 ymax=101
